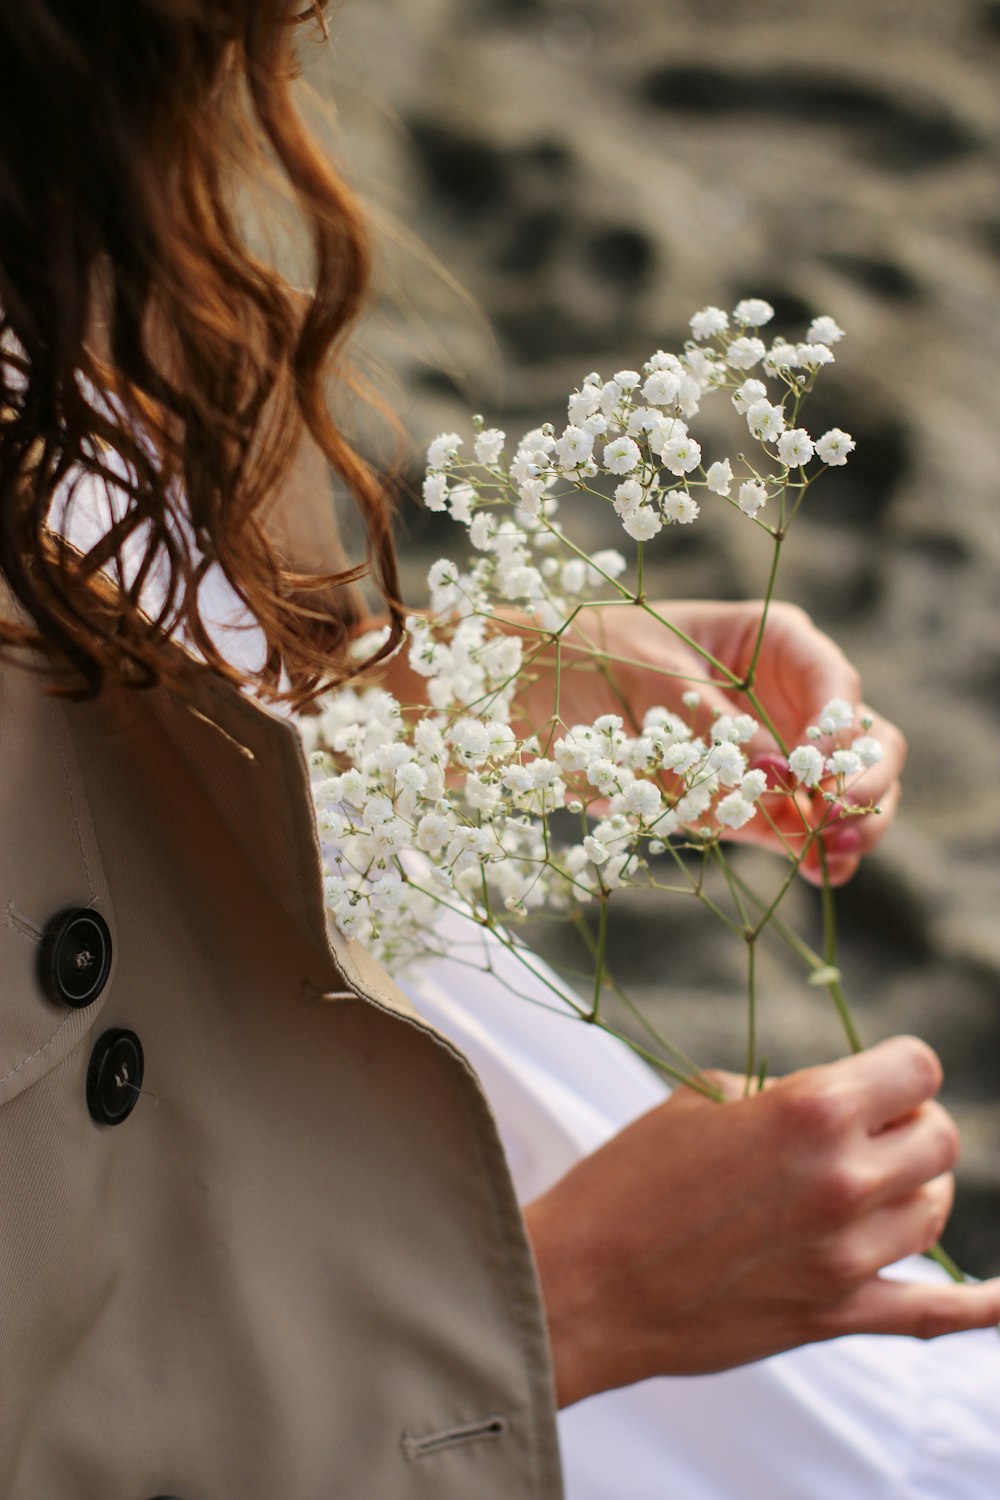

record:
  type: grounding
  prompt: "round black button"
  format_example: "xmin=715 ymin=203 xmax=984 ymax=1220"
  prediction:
xmin=86 ymin=1028 xmax=144 ymax=1126
xmin=39 ymin=908 xmax=112 ymax=1008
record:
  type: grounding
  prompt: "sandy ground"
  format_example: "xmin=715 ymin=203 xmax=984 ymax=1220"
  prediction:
xmin=305 ymin=0 xmax=1000 ymax=1272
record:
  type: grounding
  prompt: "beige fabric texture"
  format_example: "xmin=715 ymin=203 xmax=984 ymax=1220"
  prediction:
xmin=0 ymin=458 xmax=563 ymax=1494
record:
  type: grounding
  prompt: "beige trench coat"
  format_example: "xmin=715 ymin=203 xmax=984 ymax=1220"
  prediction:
xmin=0 ymin=464 xmax=563 ymax=1495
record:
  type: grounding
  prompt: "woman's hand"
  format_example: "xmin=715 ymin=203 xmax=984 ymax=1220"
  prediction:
xmin=523 ymin=1036 xmax=999 ymax=1408
xmin=541 ymin=598 xmax=906 ymax=887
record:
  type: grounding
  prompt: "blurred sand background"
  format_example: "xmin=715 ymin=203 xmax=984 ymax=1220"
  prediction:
xmin=306 ymin=0 xmax=1000 ymax=1272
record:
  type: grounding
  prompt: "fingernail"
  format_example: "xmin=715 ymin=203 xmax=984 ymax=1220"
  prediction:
xmin=825 ymin=823 xmax=863 ymax=855
xmin=749 ymin=751 xmax=790 ymax=790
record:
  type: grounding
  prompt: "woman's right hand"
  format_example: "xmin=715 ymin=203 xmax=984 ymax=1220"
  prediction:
xmin=522 ymin=1035 xmax=1000 ymax=1408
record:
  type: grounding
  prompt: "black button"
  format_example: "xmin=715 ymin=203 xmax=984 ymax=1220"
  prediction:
xmin=86 ymin=1029 xmax=144 ymax=1126
xmin=39 ymin=908 xmax=112 ymax=1008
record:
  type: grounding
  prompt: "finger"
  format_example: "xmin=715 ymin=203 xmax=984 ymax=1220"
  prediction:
xmin=799 ymin=781 xmax=902 ymax=888
xmin=831 ymin=1272 xmax=1000 ymax=1341
xmin=849 ymin=1176 xmax=955 ymax=1277
xmin=868 ymin=1102 xmax=960 ymax=1205
xmin=823 ymin=1036 xmax=943 ymax=1131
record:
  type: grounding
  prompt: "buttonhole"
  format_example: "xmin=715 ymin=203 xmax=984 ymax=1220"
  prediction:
xmin=401 ymin=1415 xmax=509 ymax=1461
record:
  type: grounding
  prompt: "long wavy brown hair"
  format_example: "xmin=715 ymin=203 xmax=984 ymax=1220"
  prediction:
xmin=0 ymin=0 xmax=403 ymax=705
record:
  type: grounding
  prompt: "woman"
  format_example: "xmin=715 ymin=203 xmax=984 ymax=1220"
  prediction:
xmin=1 ymin=3 xmax=997 ymax=1495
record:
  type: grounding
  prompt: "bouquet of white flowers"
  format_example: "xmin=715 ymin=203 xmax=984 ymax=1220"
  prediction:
xmin=297 ymin=295 xmax=970 ymax=1281
xmin=296 ymin=298 xmax=879 ymax=1076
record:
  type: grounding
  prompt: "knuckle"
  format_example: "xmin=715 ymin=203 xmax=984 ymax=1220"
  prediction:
xmin=820 ymin=1160 xmax=875 ymax=1221
xmin=776 ymin=1078 xmax=854 ymax=1140
xmin=819 ymin=1235 xmax=871 ymax=1292
xmin=911 ymin=1296 xmax=957 ymax=1342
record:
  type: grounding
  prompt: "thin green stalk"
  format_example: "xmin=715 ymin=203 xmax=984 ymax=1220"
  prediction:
xmin=744 ymin=939 xmax=758 ymax=1098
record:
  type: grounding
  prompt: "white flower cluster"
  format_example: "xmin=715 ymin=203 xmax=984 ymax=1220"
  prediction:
xmin=296 ymin=302 xmax=876 ymax=971
xmin=420 ymin=302 xmax=853 ymax=562
xmin=301 ymin=670 xmax=879 ymax=968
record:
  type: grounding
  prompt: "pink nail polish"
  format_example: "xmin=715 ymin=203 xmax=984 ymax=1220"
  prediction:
xmin=825 ymin=823 xmax=863 ymax=855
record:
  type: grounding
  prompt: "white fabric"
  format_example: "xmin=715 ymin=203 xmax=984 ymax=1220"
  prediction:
xmin=400 ymin=911 xmax=1000 ymax=1500
xmin=66 ymin=480 xmax=1000 ymax=1497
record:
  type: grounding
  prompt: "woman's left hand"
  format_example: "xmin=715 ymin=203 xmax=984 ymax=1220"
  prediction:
xmin=547 ymin=598 xmax=906 ymax=887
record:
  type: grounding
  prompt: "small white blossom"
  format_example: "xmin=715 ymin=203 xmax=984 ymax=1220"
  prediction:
xmin=663 ymin=490 xmax=700 ymax=525
xmin=643 ymin=370 xmax=682 ymax=406
xmin=422 ymin=473 xmax=449 ymax=512
xmin=568 ymin=385 xmax=602 ymax=423
xmin=623 ymin=781 xmax=663 ymax=819
xmin=740 ymin=769 xmax=768 ymax=802
xmin=815 ymin=428 xmax=856 ymax=466
xmin=587 ymin=758 xmax=619 ymax=795
xmin=788 ymin=744 xmax=825 ymax=787
xmin=796 ymin=343 xmax=834 ymax=371
xmin=716 ymin=791 xmax=757 ymax=829
xmin=604 ymin=435 xmax=642 ymax=474
xmin=732 ymin=378 xmax=768 ymax=414
xmin=706 ymin=458 xmax=733 ymax=496
xmin=660 ymin=434 xmax=702 ymax=476
xmin=733 ymin=298 xmax=775 ymax=327
xmin=777 ymin=428 xmax=815 ymax=467
xmin=818 ymin=697 xmax=854 ymax=734
xmin=851 ymin=735 xmax=884 ymax=768
xmin=613 ymin=478 xmax=644 ymax=518
xmin=706 ymin=740 xmax=746 ymax=786
xmin=828 ymin=749 xmax=862 ymax=778
xmin=555 ymin=425 xmax=595 ymax=469
xmin=737 ymin=480 xmax=768 ymax=518
xmin=474 ymin=427 xmax=506 ymax=465
xmin=584 ymin=835 xmax=609 ymax=865
xmin=746 ymin=398 xmax=786 ymax=444
xmin=622 ymin=505 xmax=663 ymax=542
xmin=427 ymin=432 xmax=462 ymax=470
xmin=726 ymin=337 xmax=767 ymax=370
xmin=690 ymin=306 xmax=729 ymax=340
xmin=808 ymin=315 xmax=845 ymax=346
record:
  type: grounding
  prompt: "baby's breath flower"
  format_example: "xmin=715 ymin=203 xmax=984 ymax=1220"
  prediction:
xmin=828 ymin=749 xmax=863 ymax=779
xmin=777 ymin=428 xmax=815 ymax=467
xmin=726 ymin=336 xmax=767 ymax=371
xmin=737 ymin=480 xmax=769 ymax=518
xmin=706 ymin=458 xmax=733 ymax=496
xmin=851 ymin=735 xmax=884 ymax=768
xmin=604 ymin=435 xmax=642 ymax=474
xmin=427 ymin=432 xmax=462 ymax=470
xmin=715 ymin=791 xmax=757 ymax=829
xmin=808 ymin=315 xmax=845 ymax=346
xmin=733 ymin=298 xmax=775 ymax=327
xmin=622 ymin=505 xmax=663 ymax=541
xmin=474 ymin=428 xmax=506 ymax=465
xmin=555 ymin=424 xmax=594 ymax=469
xmin=732 ymin=378 xmax=768 ymax=414
xmin=815 ymin=428 xmax=856 ymax=466
xmin=746 ymin=398 xmax=786 ymax=444
xmin=740 ymin=769 xmax=768 ymax=803
xmin=643 ymin=369 xmax=682 ymax=406
xmin=818 ymin=697 xmax=854 ymax=735
xmin=584 ymin=835 xmax=609 ymax=865
xmin=796 ymin=343 xmax=834 ymax=371
xmin=663 ymin=490 xmax=700 ymax=525
xmin=690 ymin=306 xmax=729 ymax=340
xmin=423 ymin=473 xmax=449 ymax=512
xmin=788 ymin=745 xmax=824 ymax=787
xmin=659 ymin=434 xmax=702 ymax=476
